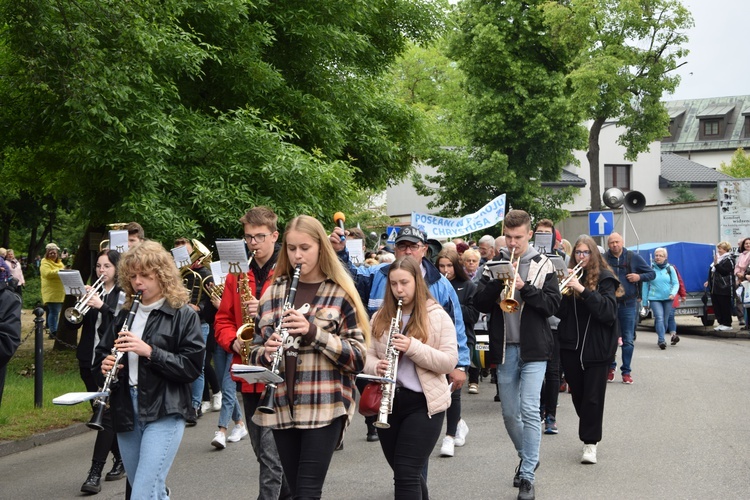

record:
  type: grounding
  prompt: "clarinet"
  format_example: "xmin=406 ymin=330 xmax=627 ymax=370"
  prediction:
xmin=87 ymin=291 xmax=143 ymax=431
xmin=374 ymin=298 xmax=403 ymax=429
xmin=258 ymin=264 xmax=303 ymax=414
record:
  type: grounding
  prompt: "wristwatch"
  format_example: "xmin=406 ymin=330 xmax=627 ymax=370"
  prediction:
xmin=456 ymin=366 xmax=466 ymax=372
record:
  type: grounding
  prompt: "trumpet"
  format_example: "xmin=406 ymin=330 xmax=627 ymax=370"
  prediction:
xmin=374 ymin=298 xmax=403 ymax=429
xmin=64 ymin=274 xmax=107 ymax=324
xmin=559 ymin=263 xmax=584 ymax=296
xmin=499 ymin=248 xmax=520 ymax=313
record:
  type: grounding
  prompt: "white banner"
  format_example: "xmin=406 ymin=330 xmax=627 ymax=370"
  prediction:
xmin=411 ymin=194 xmax=506 ymax=239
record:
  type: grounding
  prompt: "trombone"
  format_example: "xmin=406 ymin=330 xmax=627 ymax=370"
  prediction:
xmin=499 ymin=248 xmax=520 ymax=313
xmin=64 ymin=274 xmax=107 ymax=324
xmin=559 ymin=263 xmax=584 ymax=296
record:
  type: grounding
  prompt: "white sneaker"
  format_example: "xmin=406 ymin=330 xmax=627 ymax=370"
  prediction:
xmin=200 ymin=401 xmax=212 ymax=414
xmin=440 ymin=436 xmax=455 ymax=457
xmin=227 ymin=422 xmax=249 ymax=443
xmin=211 ymin=392 xmax=222 ymax=411
xmin=581 ymin=443 xmax=597 ymax=464
xmin=454 ymin=419 xmax=469 ymax=447
xmin=211 ymin=430 xmax=227 ymax=449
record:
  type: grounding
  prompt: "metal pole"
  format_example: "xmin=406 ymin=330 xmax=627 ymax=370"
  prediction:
xmin=33 ymin=304 xmax=45 ymax=408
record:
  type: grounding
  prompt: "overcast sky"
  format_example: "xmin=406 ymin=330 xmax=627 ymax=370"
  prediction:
xmin=666 ymin=0 xmax=749 ymax=101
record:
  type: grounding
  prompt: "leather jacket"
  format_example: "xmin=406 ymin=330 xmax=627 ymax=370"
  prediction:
xmin=94 ymin=302 xmax=204 ymax=432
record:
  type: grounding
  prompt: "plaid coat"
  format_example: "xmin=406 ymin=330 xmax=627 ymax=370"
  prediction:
xmin=249 ymin=276 xmax=367 ymax=430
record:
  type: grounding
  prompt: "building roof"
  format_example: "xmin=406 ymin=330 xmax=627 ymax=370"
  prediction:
xmin=659 ymin=153 xmax=734 ymax=188
xmin=662 ymin=95 xmax=750 ymax=153
xmin=542 ymin=169 xmax=586 ymax=188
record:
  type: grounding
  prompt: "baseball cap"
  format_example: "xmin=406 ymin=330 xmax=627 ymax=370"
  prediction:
xmin=395 ymin=226 xmax=427 ymax=245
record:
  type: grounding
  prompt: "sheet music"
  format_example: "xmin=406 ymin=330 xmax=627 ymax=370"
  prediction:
xmin=52 ymin=392 xmax=107 ymax=405
xmin=109 ymin=230 xmax=129 ymax=253
xmin=346 ymin=239 xmax=365 ymax=266
xmin=533 ymin=232 xmax=554 ymax=255
xmin=58 ymin=270 xmax=87 ymax=296
xmin=216 ymin=240 xmax=249 ymax=275
xmin=209 ymin=261 xmax=226 ymax=286
xmin=483 ymin=261 xmax=514 ymax=281
xmin=231 ymin=364 xmax=283 ymax=384
xmin=547 ymin=255 xmax=567 ymax=281
xmin=171 ymin=245 xmax=191 ymax=269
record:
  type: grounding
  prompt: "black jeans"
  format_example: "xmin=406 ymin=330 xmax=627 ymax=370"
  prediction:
xmin=79 ymin=363 xmax=120 ymax=463
xmin=712 ymin=293 xmax=733 ymax=327
xmin=560 ymin=350 xmax=608 ymax=444
xmin=377 ymin=388 xmax=445 ymax=500
xmin=541 ymin=332 xmax=560 ymax=419
xmin=273 ymin=417 xmax=344 ymax=500
xmin=445 ymin=378 xmax=461 ymax=436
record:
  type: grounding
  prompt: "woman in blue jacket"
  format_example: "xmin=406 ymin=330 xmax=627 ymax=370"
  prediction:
xmin=642 ymin=247 xmax=679 ymax=350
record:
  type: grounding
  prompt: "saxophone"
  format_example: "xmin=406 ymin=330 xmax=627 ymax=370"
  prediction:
xmin=374 ymin=298 xmax=403 ymax=429
xmin=235 ymin=251 xmax=257 ymax=365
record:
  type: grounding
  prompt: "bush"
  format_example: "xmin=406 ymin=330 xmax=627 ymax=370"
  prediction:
xmin=21 ymin=275 xmax=42 ymax=310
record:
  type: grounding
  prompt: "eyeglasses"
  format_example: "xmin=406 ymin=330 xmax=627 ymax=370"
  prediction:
xmin=244 ymin=232 xmax=272 ymax=243
xmin=575 ymin=250 xmax=591 ymax=256
xmin=395 ymin=242 xmax=424 ymax=252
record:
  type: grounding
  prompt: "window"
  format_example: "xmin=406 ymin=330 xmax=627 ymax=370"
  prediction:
xmin=703 ymin=120 xmax=720 ymax=136
xmin=604 ymin=164 xmax=631 ymax=191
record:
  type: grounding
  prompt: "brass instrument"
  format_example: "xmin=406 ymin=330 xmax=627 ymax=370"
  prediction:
xmin=258 ymin=264 xmax=304 ymax=415
xmin=64 ymin=274 xmax=107 ymax=324
xmin=559 ymin=262 xmax=584 ymax=296
xmin=88 ymin=292 xmax=143 ymax=431
xmin=374 ymin=298 xmax=403 ymax=429
xmin=98 ymin=223 xmax=129 ymax=251
xmin=235 ymin=251 xmax=257 ymax=365
xmin=202 ymin=275 xmax=224 ymax=303
xmin=188 ymin=239 xmax=213 ymax=267
xmin=499 ymin=248 xmax=520 ymax=313
xmin=180 ymin=239 xmax=213 ymax=306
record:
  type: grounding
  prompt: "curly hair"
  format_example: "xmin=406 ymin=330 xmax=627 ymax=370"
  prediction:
xmin=117 ymin=240 xmax=188 ymax=309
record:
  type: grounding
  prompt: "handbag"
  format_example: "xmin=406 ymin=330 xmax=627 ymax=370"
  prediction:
xmin=358 ymin=382 xmax=383 ymax=417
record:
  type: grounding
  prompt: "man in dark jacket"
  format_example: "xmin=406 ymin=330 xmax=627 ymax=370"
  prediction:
xmin=0 ymin=280 xmax=22 ymax=408
xmin=604 ymin=232 xmax=655 ymax=385
xmin=474 ymin=210 xmax=561 ymax=500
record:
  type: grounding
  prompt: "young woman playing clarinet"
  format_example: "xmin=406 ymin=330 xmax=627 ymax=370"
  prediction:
xmin=249 ymin=215 xmax=370 ymax=500
xmin=365 ymin=256 xmax=458 ymax=499
xmin=96 ymin=241 xmax=204 ymax=499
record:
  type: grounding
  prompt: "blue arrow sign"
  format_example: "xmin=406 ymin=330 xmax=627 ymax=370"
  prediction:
xmin=588 ymin=211 xmax=615 ymax=237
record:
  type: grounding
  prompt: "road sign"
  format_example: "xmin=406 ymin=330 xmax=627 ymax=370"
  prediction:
xmin=588 ymin=211 xmax=615 ymax=236
xmin=385 ymin=226 xmax=402 ymax=244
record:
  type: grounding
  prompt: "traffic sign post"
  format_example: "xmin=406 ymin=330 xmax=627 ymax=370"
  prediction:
xmin=385 ymin=226 xmax=402 ymax=245
xmin=588 ymin=211 xmax=615 ymax=237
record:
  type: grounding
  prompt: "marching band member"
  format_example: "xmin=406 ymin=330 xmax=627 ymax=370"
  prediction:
xmin=249 ymin=215 xmax=369 ymax=500
xmin=95 ymin=241 xmax=204 ymax=499
xmin=365 ymin=256 xmax=457 ymax=499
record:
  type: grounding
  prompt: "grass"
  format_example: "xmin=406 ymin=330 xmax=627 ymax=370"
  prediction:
xmin=1 ymin=324 xmax=91 ymax=442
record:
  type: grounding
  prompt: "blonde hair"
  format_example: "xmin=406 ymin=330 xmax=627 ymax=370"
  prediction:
xmin=462 ymin=248 xmax=481 ymax=263
xmin=717 ymin=241 xmax=732 ymax=253
xmin=118 ymin=240 xmax=189 ymax=308
xmin=276 ymin=215 xmax=370 ymax=345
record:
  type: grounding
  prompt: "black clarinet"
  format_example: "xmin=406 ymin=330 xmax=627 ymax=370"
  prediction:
xmin=88 ymin=291 xmax=143 ymax=431
xmin=258 ymin=264 xmax=302 ymax=414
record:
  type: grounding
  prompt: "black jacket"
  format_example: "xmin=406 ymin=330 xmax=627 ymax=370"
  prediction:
xmin=707 ymin=256 xmax=735 ymax=296
xmin=0 ymin=283 xmax=22 ymax=370
xmin=94 ymin=301 xmax=204 ymax=432
xmin=72 ymin=286 xmax=121 ymax=368
xmin=557 ymin=268 xmax=620 ymax=367
xmin=474 ymin=252 xmax=561 ymax=363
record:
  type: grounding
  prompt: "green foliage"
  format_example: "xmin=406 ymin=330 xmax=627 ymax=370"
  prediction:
xmin=21 ymin=275 xmax=41 ymax=310
xmin=719 ymin=148 xmax=750 ymax=178
xmin=668 ymin=182 xmax=698 ymax=203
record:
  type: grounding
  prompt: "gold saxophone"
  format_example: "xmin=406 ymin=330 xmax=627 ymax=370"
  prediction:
xmin=374 ymin=298 xmax=403 ymax=429
xmin=235 ymin=251 xmax=257 ymax=364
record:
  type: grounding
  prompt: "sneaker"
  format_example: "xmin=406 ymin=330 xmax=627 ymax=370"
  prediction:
xmin=468 ymin=383 xmax=479 ymax=394
xmin=211 ymin=431 xmax=227 ymax=449
xmin=211 ymin=392 xmax=222 ymax=411
xmin=607 ymin=368 xmax=615 ymax=383
xmin=185 ymin=406 xmax=197 ymax=427
xmin=671 ymin=333 xmax=680 ymax=345
xmin=517 ymin=479 xmax=535 ymax=500
xmin=454 ymin=419 xmax=469 ymax=447
xmin=201 ymin=401 xmax=212 ymax=414
xmin=720 ymin=325 xmax=732 ymax=331
xmin=581 ymin=443 xmax=597 ymax=464
xmin=658 ymin=341 xmax=667 ymax=350
xmin=544 ymin=415 xmax=558 ymax=434
xmin=622 ymin=373 xmax=633 ymax=385
xmin=440 ymin=436 xmax=455 ymax=457
xmin=513 ymin=459 xmax=540 ymax=487
xmin=227 ymin=422 xmax=249 ymax=443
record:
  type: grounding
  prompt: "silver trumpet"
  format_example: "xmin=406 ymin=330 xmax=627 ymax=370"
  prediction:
xmin=560 ymin=262 xmax=584 ymax=296
xmin=64 ymin=274 xmax=107 ymax=324
xmin=374 ymin=298 xmax=403 ymax=429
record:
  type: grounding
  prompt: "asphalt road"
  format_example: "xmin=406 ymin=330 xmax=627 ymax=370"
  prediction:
xmin=1 ymin=321 xmax=749 ymax=499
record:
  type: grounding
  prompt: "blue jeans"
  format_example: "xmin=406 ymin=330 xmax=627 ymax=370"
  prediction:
xmin=668 ymin=306 xmax=677 ymax=334
xmin=191 ymin=323 xmax=210 ymax=409
xmin=46 ymin=302 xmax=62 ymax=334
xmin=650 ymin=300 xmax=673 ymax=344
xmin=214 ymin=345 xmax=241 ymax=429
xmin=612 ymin=301 xmax=636 ymax=375
xmin=496 ymin=345 xmax=546 ymax=482
xmin=118 ymin=387 xmax=185 ymax=499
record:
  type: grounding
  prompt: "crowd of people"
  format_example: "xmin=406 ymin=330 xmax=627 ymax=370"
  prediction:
xmin=8 ymin=206 xmax=750 ymax=500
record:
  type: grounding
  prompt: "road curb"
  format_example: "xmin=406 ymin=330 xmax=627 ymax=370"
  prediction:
xmin=0 ymin=423 xmax=90 ymax=458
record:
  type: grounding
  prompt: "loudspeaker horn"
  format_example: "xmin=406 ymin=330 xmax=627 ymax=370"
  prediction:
xmin=602 ymin=188 xmax=625 ymax=209
xmin=624 ymin=191 xmax=646 ymax=213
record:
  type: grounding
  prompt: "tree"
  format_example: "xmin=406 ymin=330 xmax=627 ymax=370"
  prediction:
xmin=667 ymin=182 xmax=697 ymax=203
xmin=719 ymin=148 xmax=750 ymax=178
xmin=420 ymin=0 xmax=587 ymax=222
xmin=542 ymin=0 xmax=693 ymax=210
